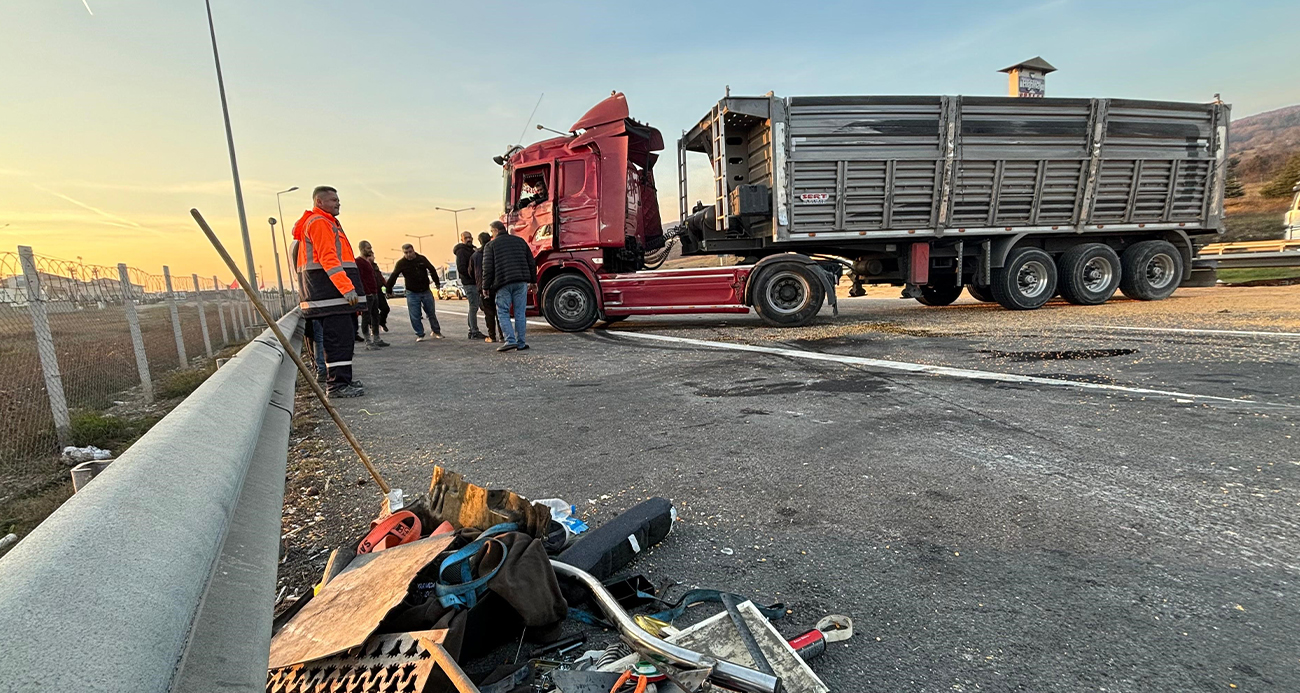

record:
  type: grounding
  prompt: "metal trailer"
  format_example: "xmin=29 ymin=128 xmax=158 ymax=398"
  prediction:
xmin=678 ymin=94 xmax=1229 ymax=311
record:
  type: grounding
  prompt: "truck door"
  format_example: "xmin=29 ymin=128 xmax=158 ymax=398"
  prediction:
xmin=556 ymin=158 xmax=599 ymax=250
xmin=511 ymin=164 xmax=555 ymax=257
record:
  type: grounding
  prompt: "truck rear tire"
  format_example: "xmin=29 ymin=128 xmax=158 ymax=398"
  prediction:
xmin=542 ymin=275 xmax=599 ymax=332
xmin=916 ymin=283 xmax=963 ymax=306
xmin=991 ymin=247 xmax=1057 ymax=310
xmin=752 ymin=262 xmax=825 ymax=326
xmin=966 ymin=283 xmax=995 ymax=303
xmin=1057 ymin=243 xmax=1121 ymax=305
xmin=1119 ymin=240 xmax=1182 ymax=301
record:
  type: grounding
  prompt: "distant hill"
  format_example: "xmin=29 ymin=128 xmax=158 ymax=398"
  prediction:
xmin=1230 ymin=104 xmax=1300 ymax=183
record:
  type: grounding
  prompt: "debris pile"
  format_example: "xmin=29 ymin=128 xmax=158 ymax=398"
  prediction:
xmin=268 ymin=466 xmax=849 ymax=693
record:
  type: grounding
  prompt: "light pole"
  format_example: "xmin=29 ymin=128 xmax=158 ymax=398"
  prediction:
xmin=203 ymin=0 xmax=256 ymax=292
xmin=267 ymin=217 xmax=287 ymax=314
xmin=405 ymin=234 xmax=435 ymax=255
xmin=434 ymin=206 xmax=475 ymax=237
xmin=276 ymin=186 xmax=299 ymax=285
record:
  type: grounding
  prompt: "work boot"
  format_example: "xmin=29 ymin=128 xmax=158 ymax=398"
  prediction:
xmin=365 ymin=336 xmax=379 ymax=351
xmin=315 ymin=370 xmax=327 ymax=384
xmin=329 ymin=383 xmax=365 ymax=399
xmin=354 ymin=333 xmax=365 ymax=343
xmin=432 ymin=332 xmax=444 ymax=339
xmin=374 ymin=337 xmax=390 ymax=347
xmin=496 ymin=343 xmax=518 ymax=352
xmin=415 ymin=335 xmax=427 ymax=342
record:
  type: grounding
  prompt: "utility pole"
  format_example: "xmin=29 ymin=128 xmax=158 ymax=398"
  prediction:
xmin=204 ymin=0 xmax=256 ymax=291
xmin=276 ymin=186 xmax=299 ymax=283
xmin=434 ymin=206 xmax=475 ymax=236
xmin=268 ymin=217 xmax=287 ymax=314
xmin=405 ymin=234 xmax=435 ymax=254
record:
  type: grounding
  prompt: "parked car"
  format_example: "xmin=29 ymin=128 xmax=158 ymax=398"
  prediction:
xmin=390 ymin=280 xmax=405 ymax=298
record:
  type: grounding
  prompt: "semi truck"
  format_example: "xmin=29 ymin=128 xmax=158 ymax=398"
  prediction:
xmin=498 ymin=91 xmax=1229 ymax=330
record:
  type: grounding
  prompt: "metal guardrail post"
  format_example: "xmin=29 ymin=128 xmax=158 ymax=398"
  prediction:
xmin=18 ymin=245 xmax=71 ymax=446
xmin=193 ymin=273 xmax=213 ymax=358
xmin=119 ymin=263 xmax=154 ymax=403
xmin=163 ymin=265 xmax=188 ymax=367
xmin=215 ymin=274 xmax=229 ymax=345
xmin=0 ymin=311 xmax=304 ymax=692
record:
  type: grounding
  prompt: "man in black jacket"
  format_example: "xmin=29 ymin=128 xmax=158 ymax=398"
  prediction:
xmin=385 ymin=243 xmax=443 ymax=341
xmin=468 ymin=231 xmax=499 ymax=343
xmin=452 ymin=231 xmax=487 ymax=340
xmin=480 ymin=220 xmax=537 ymax=352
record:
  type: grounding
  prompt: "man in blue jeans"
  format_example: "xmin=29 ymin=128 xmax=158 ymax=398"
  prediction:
xmin=384 ymin=243 xmax=443 ymax=341
xmin=479 ymin=221 xmax=537 ymax=352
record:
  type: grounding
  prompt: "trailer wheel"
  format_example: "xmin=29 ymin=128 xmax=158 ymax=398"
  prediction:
xmin=541 ymin=275 xmax=599 ymax=332
xmin=966 ymin=283 xmax=995 ymax=303
xmin=752 ymin=262 xmax=825 ymax=326
xmin=1119 ymin=240 xmax=1182 ymax=301
xmin=1057 ymin=243 xmax=1121 ymax=305
xmin=991 ymin=247 xmax=1057 ymax=310
xmin=915 ymin=283 xmax=963 ymax=306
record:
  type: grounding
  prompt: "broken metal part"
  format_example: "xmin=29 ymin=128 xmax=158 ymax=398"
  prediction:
xmin=269 ymin=533 xmax=456 ymax=669
xmin=721 ymin=593 xmax=775 ymax=677
xmin=667 ymin=660 xmax=716 ymax=693
xmin=267 ymin=629 xmax=441 ymax=693
xmin=428 ymin=466 xmax=552 ymax=537
xmin=549 ymin=560 xmax=780 ymax=693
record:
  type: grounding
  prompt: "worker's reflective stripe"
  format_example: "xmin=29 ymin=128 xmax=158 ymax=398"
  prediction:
xmin=300 ymin=296 xmax=367 ymax=309
xmin=302 ymin=262 xmax=323 ymax=270
xmin=326 ymin=266 xmax=345 ymax=276
xmin=339 ymin=261 xmax=357 ymax=268
xmin=324 ymin=360 xmax=353 ymax=367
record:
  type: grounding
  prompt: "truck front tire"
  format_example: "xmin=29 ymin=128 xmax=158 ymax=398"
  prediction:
xmin=916 ymin=283 xmax=963 ymax=306
xmin=752 ymin=262 xmax=825 ymax=326
xmin=991 ymin=247 xmax=1057 ymax=310
xmin=1119 ymin=240 xmax=1182 ymax=301
xmin=541 ymin=275 xmax=599 ymax=332
xmin=1058 ymin=243 xmax=1121 ymax=305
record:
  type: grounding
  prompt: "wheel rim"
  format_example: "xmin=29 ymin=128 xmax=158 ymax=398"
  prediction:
xmin=1016 ymin=260 xmax=1051 ymax=299
xmin=1145 ymin=254 xmax=1176 ymax=290
xmin=554 ymin=286 xmax=590 ymax=322
xmin=1081 ymin=256 xmax=1114 ymax=293
xmin=765 ymin=271 xmax=810 ymax=315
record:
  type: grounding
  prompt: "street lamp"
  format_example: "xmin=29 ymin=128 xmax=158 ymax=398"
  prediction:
xmin=267 ymin=217 xmax=287 ymax=314
xmin=405 ymin=234 xmax=435 ymax=255
xmin=434 ymin=206 xmax=475 ymax=236
xmin=276 ymin=186 xmax=299 ymax=283
xmin=203 ymin=0 xmax=256 ymax=291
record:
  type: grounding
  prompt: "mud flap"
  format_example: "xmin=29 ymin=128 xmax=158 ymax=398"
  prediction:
xmin=816 ymin=266 xmax=838 ymax=316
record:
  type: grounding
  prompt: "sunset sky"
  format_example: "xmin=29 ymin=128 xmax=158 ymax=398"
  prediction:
xmin=2 ymin=0 xmax=1297 ymax=283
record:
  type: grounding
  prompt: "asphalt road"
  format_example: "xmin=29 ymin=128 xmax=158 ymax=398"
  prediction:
xmin=286 ymin=286 xmax=1300 ymax=692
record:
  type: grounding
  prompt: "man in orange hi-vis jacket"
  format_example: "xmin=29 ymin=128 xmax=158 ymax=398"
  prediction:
xmin=290 ymin=186 xmax=368 ymax=398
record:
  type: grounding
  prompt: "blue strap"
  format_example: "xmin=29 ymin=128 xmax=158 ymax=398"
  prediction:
xmin=435 ymin=523 xmax=518 ymax=609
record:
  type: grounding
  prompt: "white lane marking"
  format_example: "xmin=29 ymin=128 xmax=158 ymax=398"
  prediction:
xmin=1063 ymin=324 xmax=1300 ymax=339
xmin=437 ymin=308 xmax=1291 ymax=407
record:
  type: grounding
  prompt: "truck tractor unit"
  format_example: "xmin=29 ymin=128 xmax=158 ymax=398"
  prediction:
xmin=498 ymin=91 xmax=1229 ymax=331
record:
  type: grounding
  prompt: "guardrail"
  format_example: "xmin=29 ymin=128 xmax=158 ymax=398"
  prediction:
xmin=0 ymin=311 xmax=303 ymax=692
xmin=1196 ymin=239 xmax=1300 ymax=269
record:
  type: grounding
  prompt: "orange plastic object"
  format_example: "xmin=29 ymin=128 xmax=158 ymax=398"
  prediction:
xmin=357 ymin=511 xmax=421 ymax=554
xmin=431 ymin=520 xmax=455 ymax=536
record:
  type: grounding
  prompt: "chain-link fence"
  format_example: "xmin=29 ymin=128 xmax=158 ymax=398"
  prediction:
xmin=0 ymin=245 xmax=297 ymax=472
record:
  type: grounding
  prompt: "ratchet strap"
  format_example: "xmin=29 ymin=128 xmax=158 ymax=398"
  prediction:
xmin=434 ymin=522 xmax=517 ymax=609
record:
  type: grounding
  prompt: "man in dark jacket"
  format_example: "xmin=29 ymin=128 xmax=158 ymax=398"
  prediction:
xmin=385 ymin=243 xmax=443 ymax=341
xmin=480 ymin=220 xmax=536 ymax=352
xmin=355 ymin=240 xmax=389 ymax=350
xmin=452 ymin=231 xmax=486 ymax=340
xmin=468 ymin=231 xmax=498 ymax=343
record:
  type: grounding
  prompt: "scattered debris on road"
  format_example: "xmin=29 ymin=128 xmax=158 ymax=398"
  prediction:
xmin=269 ymin=465 xmax=846 ymax=692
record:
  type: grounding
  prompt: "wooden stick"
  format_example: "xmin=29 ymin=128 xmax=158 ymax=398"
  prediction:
xmin=191 ymin=208 xmax=392 ymax=495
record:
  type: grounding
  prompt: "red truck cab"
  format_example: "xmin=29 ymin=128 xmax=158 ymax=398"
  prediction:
xmin=500 ymin=93 xmax=831 ymax=331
